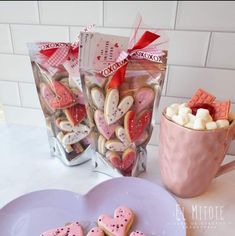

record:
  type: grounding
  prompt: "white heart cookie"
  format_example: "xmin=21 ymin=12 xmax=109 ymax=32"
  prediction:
xmin=115 ymin=126 xmax=130 ymax=146
xmin=91 ymin=87 xmax=105 ymax=110
xmin=59 ymin=120 xmax=74 ymax=132
xmin=62 ymin=124 xmax=90 ymax=145
xmin=56 ymin=131 xmax=73 ymax=153
xmin=98 ymin=135 xmax=107 ymax=155
xmin=104 ymin=89 xmax=134 ymax=124
xmin=105 ymin=139 xmax=127 ymax=152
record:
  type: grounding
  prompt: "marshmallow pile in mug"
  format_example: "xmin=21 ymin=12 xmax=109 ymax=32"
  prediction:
xmin=165 ymin=103 xmax=235 ymax=130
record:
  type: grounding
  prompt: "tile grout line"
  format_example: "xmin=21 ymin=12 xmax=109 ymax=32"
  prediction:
xmin=16 ymin=82 xmax=23 ymax=107
xmin=173 ymin=1 xmax=179 ymax=30
xmin=8 ymin=24 xmax=15 ymax=54
xmin=0 ymin=22 xmax=235 ymax=34
xmin=204 ymin=32 xmax=212 ymax=67
xmin=36 ymin=1 xmax=41 ymax=24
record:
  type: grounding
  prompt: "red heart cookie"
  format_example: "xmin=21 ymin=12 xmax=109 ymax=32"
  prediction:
xmin=124 ymin=110 xmax=152 ymax=142
xmin=64 ymin=104 xmax=86 ymax=126
xmin=98 ymin=206 xmax=134 ymax=236
xmin=41 ymin=81 xmax=75 ymax=109
xmin=108 ymin=148 xmax=136 ymax=171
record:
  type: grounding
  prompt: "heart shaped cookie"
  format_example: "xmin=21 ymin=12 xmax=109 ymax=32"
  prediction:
xmin=91 ymin=87 xmax=105 ymax=110
xmin=135 ymin=131 xmax=149 ymax=146
xmin=40 ymin=222 xmax=84 ymax=236
xmin=130 ymin=231 xmax=146 ymax=236
xmin=134 ymin=87 xmax=155 ymax=113
xmin=71 ymin=88 xmax=85 ymax=105
xmin=115 ymin=126 xmax=130 ymax=147
xmin=72 ymin=142 xmax=84 ymax=154
xmin=104 ymin=89 xmax=134 ymax=125
xmin=41 ymin=81 xmax=75 ymax=109
xmin=98 ymin=206 xmax=134 ymax=236
xmin=62 ymin=124 xmax=90 ymax=145
xmin=87 ymin=227 xmax=104 ymax=236
xmin=64 ymin=103 xmax=86 ymax=126
xmin=98 ymin=135 xmax=107 ymax=155
xmin=124 ymin=110 xmax=152 ymax=142
xmin=108 ymin=148 xmax=136 ymax=171
xmin=94 ymin=110 xmax=118 ymax=140
xmin=105 ymin=140 xmax=127 ymax=152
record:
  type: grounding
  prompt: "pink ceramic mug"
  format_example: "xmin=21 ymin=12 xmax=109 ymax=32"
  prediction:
xmin=159 ymin=113 xmax=235 ymax=198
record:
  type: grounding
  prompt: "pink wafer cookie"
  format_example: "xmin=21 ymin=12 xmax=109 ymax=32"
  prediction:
xmin=211 ymin=100 xmax=231 ymax=121
xmin=188 ymin=89 xmax=216 ymax=108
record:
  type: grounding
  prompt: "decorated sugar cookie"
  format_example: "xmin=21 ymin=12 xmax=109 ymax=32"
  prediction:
xmin=40 ymin=221 xmax=84 ymax=236
xmin=87 ymin=227 xmax=104 ymax=236
xmin=72 ymin=142 xmax=84 ymax=154
xmin=56 ymin=131 xmax=73 ymax=153
xmin=108 ymin=148 xmax=136 ymax=171
xmin=98 ymin=206 xmax=134 ymax=236
xmin=104 ymin=89 xmax=134 ymax=125
xmin=130 ymin=231 xmax=146 ymax=236
xmin=98 ymin=135 xmax=107 ymax=155
xmin=64 ymin=103 xmax=86 ymax=126
xmin=124 ymin=110 xmax=152 ymax=142
xmin=94 ymin=110 xmax=118 ymax=140
xmin=134 ymin=87 xmax=155 ymax=113
xmin=62 ymin=124 xmax=90 ymax=145
xmin=41 ymin=81 xmax=75 ymax=109
xmin=71 ymin=88 xmax=85 ymax=105
xmin=135 ymin=131 xmax=149 ymax=145
xmin=91 ymin=87 xmax=105 ymax=110
xmin=115 ymin=126 xmax=130 ymax=147
xmin=105 ymin=140 xmax=127 ymax=152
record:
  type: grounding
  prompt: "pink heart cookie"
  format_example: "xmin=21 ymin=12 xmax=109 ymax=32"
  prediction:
xmin=134 ymin=87 xmax=155 ymax=113
xmin=130 ymin=231 xmax=146 ymax=236
xmin=87 ymin=227 xmax=104 ymax=236
xmin=98 ymin=206 xmax=134 ymax=236
xmin=94 ymin=110 xmax=118 ymax=140
xmin=40 ymin=222 xmax=84 ymax=236
xmin=108 ymin=148 xmax=136 ymax=171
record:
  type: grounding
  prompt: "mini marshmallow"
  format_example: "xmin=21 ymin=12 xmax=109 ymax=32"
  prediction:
xmin=193 ymin=118 xmax=206 ymax=130
xmin=216 ymin=119 xmax=230 ymax=128
xmin=188 ymin=113 xmax=196 ymax=124
xmin=166 ymin=106 xmax=178 ymax=118
xmin=178 ymin=107 xmax=192 ymax=116
xmin=196 ymin=108 xmax=212 ymax=122
xmin=179 ymin=103 xmax=187 ymax=109
xmin=184 ymin=122 xmax=194 ymax=129
xmin=170 ymin=103 xmax=180 ymax=109
xmin=172 ymin=114 xmax=189 ymax=126
xmin=206 ymin=121 xmax=217 ymax=130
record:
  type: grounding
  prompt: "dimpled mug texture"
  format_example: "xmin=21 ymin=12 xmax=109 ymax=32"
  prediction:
xmin=159 ymin=114 xmax=235 ymax=198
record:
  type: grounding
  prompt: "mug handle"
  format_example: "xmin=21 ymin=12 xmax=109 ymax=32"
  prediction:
xmin=216 ymin=123 xmax=235 ymax=177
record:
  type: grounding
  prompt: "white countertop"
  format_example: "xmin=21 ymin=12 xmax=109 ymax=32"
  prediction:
xmin=0 ymin=123 xmax=235 ymax=236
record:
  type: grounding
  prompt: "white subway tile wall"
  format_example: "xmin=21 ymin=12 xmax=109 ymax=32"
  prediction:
xmin=0 ymin=1 xmax=235 ymax=153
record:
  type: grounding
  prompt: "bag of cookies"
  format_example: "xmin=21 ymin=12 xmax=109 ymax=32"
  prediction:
xmin=79 ymin=22 xmax=168 ymax=176
xmin=28 ymin=41 xmax=94 ymax=166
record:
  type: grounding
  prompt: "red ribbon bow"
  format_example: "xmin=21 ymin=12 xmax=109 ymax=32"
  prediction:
xmin=108 ymin=31 xmax=160 ymax=89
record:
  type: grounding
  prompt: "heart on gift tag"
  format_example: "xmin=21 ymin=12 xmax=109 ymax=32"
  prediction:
xmin=124 ymin=110 xmax=152 ymax=142
xmin=62 ymin=124 xmax=90 ymax=145
xmin=41 ymin=81 xmax=75 ymax=109
xmin=107 ymin=148 xmax=136 ymax=171
xmin=87 ymin=227 xmax=104 ymax=236
xmin=94 ymin=110 xmax=118 ymax=140
xmin=64 ymin=104 xmax=86 ymax=126
xmin=97 ymin=56 xmax=101 ymax=60
xmin=40 ymin=222 xmax=83 ymax=236
xmin=114 ymin=43 xmax=119 ymax=48
xmin=98 ymin=206 xmax=134 ymax=235
xmin=104 ymin=89 xmax=134 ymax=125
xmin=134 ymin=87 xmax=155 ymax=113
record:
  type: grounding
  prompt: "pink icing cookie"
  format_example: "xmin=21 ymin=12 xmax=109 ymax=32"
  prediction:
xmin=129 ymin=231 xmax=146 ymax=236
xmin=87 ymin=227 xmax=104 ymax=236
xmin=134 ymin=87 xmax=155 ymax=113
xmin=40 ymin=222 xmax=84 ymax=236
xmin=94 ymin=110 xmax=118 ymax=140
xmin=98 ymin=206 xmax=134 ymax=236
